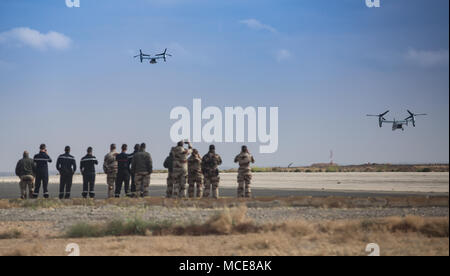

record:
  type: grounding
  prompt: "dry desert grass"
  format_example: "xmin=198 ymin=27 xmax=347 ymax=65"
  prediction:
xmin=0 ymin=195 xmax=447 ymax=210
xmin=0 ymin=206 xmax=448 ymax=256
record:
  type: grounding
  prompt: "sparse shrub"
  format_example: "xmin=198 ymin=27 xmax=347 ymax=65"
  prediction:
xmin=326 ymin=166 xmax=338 ymax=173
xmin=251 ymin=167 xmax=271 ymax=173
xmin=420 ymin=218 xmax=449 ymax=237
xmin=66 ymin=222 xmax=103 ymax=238
xmin=0 ymin=229 xmax=22 ymax=239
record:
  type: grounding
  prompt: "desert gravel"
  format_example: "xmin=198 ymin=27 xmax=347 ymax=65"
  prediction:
xmin=0 ymin=205 xmax=448 ymax=232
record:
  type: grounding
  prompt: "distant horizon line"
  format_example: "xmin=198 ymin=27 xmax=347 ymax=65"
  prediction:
xmin=1 ymin=162 xmax=448 ymax=176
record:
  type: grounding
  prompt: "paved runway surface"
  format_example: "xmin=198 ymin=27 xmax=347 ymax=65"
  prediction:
xmin=0 ymin=183 xmax=449 ymax=199
xmin=0 ymin=171 xmax=448 ymax=199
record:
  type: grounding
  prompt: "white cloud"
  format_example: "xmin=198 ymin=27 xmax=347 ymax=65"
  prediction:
xmin=0 ymin=27 xmax=71 ymax=50
xmin=239 ymin=19 xmax=277 ymax=33
xmin=405 ymin=48 xmax=449 ymax=67
xmin=275 ymin=49 xmax=292 ymax=62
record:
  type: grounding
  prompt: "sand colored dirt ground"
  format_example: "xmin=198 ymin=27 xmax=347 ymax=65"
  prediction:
xmin=0 ymin=218 xmax=448 ymax=256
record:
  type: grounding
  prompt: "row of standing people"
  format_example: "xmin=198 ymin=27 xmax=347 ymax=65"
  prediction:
xmin=15 ymin=143 xmax=152 ymax=199
xmin=164 ymin=142 xmax=255 ymax=199
xmin=15 ymin=142 xmax=255 ymax=199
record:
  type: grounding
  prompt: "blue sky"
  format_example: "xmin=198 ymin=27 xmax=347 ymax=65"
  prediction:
xmin=0 ymin=0 xmax=448 ymax=172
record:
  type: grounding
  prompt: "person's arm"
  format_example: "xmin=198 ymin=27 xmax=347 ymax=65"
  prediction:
xmin=103 ymin=155 xmax=108 ymax=174
xmin=251 ymin=155 xmax=255 ymax=164
xmin=127 ymin=156 xmax=132 ymax=173
xmin=32 ymin=161 xmax=36 ymax=176
xmin=201 ymin=156 xmax=207 ymax=174
xmin=163 ymin=157 xmax=169 ymax=169
xmin=80 ymin=159 xmax=84 ymax=174
xmin=15 ymin=160 xmax=21 ymax=177
xmin=72 ymin=159 xmax=77 ymax=174
xmin=56 ymin=157 xmax=61 ymax=172
xmin=46 ymin=153 xmax=52 ymax=163
xmin=218 ymin=155 xmax=223 ymax=166
xmin=131 ymin=155 xmax=136 ymax=175
xmin=147 ymin=154 xmax=153 ymax=174
xmin=234 ymin=155 xmax=239 ymax=163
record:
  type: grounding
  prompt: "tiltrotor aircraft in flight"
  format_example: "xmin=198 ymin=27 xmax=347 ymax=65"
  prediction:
xmin=134 ymin=48 xmax=172 ymax=64
xmin=367 ymin=110 xmax=427 ymax=131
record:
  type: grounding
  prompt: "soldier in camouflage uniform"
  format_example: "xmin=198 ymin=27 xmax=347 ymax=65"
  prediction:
xmin=131 ymin=143 xmax=153 ymax=197
xmin=103 ymin=144 xmax=118 ymax=198
xmin=163 ymin=148 xmax=175 ymax=198
xmin=15 ymin=151 xmax=36 ymax=199
xmin=171 ymin=141 xmax=192 ymax=198
xmin=187 ymin=149 xmax=203 ymax=198
xmin=202 ymin=145 xmax=222 ymax=199
xmin=234 ymin=145 xmax=255 ymax=198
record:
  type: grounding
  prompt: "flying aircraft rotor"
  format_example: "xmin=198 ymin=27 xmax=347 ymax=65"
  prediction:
xmin=404 ymin=110 xmax=427 ymax=127
xmin=155 ymin=48 xmax=173 ymax=62
xmin=366 ymin=110 xmax=390 ymax=128
xmin=134 ymin=48 xmax=173 ymax=64
xmin=367 ymin=110 xmax=427 ymax=131
xmin=133 ymin=49 xmax=151 ymax=63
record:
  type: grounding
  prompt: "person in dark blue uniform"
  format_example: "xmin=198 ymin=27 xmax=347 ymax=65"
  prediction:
xmin=80 ymin=147 xmax=98 ymax=198
xmin=128 ymin=144 xmax=140 ymax=195
xmin=56 ymin=146 xmax=77 ymax=199
xmin=33 ymin=144 xmax=52 ymax=199
xmin=115 ymin=144 xmax=131 ymax=197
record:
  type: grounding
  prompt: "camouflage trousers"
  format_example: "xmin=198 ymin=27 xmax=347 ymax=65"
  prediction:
xmin=203 ymin=175 xmax=220 ymax=199
xmin=134 ymin=172 xmax=150 ymax=197
xmin=166 ymin=172 xmax=174 ymax=198
xmin=106 ymin=174 xmax=117 ymax=198
xmin=172 ymin=168 xmax=187 ymax=198
xmin=19 ymin=175 xmax=34 ymax=199
xmin=188 ymin=173 xmax=203 ymax=198
xmin=237 ymin=171 xmax=252 ymax=198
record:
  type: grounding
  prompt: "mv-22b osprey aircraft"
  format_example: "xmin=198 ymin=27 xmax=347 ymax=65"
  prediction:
xmin=134 ymin=48 xmax=172 ymax=64
xmin=367 ymin=110 xmax=427 ymax=131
